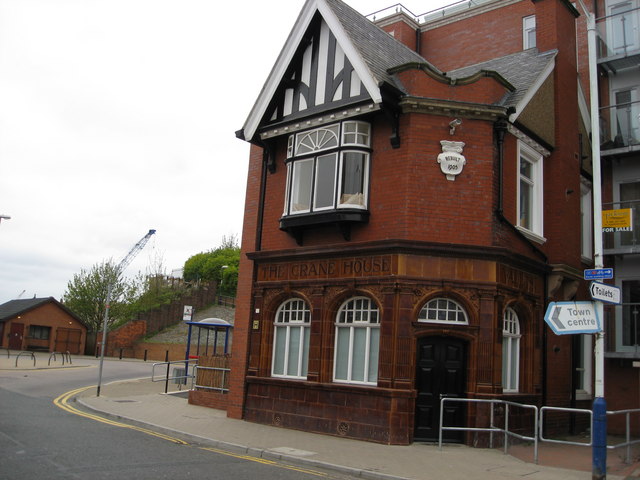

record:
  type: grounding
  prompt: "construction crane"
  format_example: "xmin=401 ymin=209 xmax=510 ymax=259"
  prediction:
xmin=116 ymin=229 xmax=156 ymax=273
xmin=97 ymin=229 xmax=156 ymax=396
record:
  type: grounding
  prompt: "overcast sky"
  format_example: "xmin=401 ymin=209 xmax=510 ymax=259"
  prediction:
xmin=0 ymin=0 xmax=455 ymax=304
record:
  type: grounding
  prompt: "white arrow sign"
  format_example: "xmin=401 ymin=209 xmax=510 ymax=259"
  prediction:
xmin=589 ymin=282 xmax=621 ymax=305
xmin=544 ymin=302 xmax=601 ymax=335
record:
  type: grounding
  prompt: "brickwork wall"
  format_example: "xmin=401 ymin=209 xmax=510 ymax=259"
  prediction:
xmin=97 ymin=283 xmax=217 ymax=358
xmin=188 ymin=390 xmax=228 ymax=410
xmin=228 ymin=144 xmax=263 ymax=419
xmin=244 ymin=378 xmax=415 ymax=445
xmin=420 ymin=1 xmax=535 ymax=72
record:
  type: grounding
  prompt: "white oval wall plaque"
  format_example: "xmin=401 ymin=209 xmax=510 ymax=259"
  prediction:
xmin=437 ymin=140 xmax=466 ymax=181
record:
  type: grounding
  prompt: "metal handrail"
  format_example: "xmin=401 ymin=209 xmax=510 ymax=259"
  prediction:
xmin=15 ymin=351 xmax=36 ymax=367
xmin=539 ymin=406 xmax=593 ymax=446
xmin=151 ymin=358 xmax=198 ymax=393
xmin=439 ymin=397 xmax=539 ymax=463
xmin=193 ymin=365 xmax=230 ymax=393
xmin=606 ymin=408 xmax=640 ymax=464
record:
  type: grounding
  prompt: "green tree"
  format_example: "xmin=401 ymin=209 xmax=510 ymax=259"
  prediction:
xmin=61 ymin=260 xmax=139 ymax=332
xmin=183 ymin=234 xmax=240 ymax=296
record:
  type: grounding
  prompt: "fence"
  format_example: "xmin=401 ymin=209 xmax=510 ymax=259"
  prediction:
xmin=439 ymin=398 xmax=539 ymax=462
xmin=439 ymin=398 xmax=640 ymax=465
xmin=192 ymin=355 xmax=231 ymax=393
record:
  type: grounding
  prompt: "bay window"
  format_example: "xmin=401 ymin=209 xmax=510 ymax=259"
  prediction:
xmin=283 ymin=121 xmax=370 ymax=217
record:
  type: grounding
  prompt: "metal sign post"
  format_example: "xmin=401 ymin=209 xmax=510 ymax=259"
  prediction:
xmin=576 ymin=1 xmax=607 ymax=476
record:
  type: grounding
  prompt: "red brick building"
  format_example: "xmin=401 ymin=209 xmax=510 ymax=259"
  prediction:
xmin=0 ymin=297 xmax=87 ymax=354
xmin=230 ymin=0 xmax=593 ymax=444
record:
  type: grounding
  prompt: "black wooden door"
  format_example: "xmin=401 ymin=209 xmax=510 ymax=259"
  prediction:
xmin=414 ymin=336 xmax=466 ymax=442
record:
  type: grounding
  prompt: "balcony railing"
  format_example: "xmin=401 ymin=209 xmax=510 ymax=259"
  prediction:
xmin=596 ymin=5 xmax=640 ymax=64
xmin=366 ymin=0 xmax=495 ymax=24
xmin=603 ymin=200 xmax=640 ymax=255
xmin=599 ymin=99 xmax=640 ymax=151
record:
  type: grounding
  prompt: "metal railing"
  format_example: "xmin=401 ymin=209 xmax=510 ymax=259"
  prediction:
xmin=440 ymin=400 xmax=640 ymax=466
xmin=607 ymin=408 xmax=640 ymax=464
xmin=599 ymin=100 xmax=640 ymax=151
xmin=152 ymin=358 xmax=197 ymax=393
xmin=439 ymin=398 xmax=539 ymax=463
xmin=596 ymin=6 xmax=640 ymax=60
xmin=539 ymin=406 xmax=593 ymax=447
xmin=365 ymin=0 xmax=494 ymax=24
xmin=193 ymin=365 xmax=230 ymax=393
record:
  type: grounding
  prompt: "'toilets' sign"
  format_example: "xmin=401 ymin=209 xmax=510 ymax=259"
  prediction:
xmin=544 ymin=301 xmax=601 ymax=335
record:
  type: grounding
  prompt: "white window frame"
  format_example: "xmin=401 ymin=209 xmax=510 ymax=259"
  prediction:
xmin=517 ymin=141 xmax=544 ymax=240
xmin=272 ymin=299 xmax=311 ymax=379
xmin=502 ymin=307 xmax=521 ymax=393
xmin=523 ymin=15 xmax=536 ymax=49
xmin=418 ymin=297 xmax=469 ymax=324
xmin=284 ymin=121 xmax=370 ymax=216
xmin=575 ymin=334 xmax=593 ymax=400
xmin=333 ymin=296 xmax=380 ymax=385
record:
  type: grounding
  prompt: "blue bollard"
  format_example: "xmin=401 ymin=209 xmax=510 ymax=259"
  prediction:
xmin=592 ymin=396 xmax=607 ymax=479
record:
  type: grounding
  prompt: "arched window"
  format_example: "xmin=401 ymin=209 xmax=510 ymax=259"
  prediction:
xmin=334 ymin=296 xmax=379 ymax=385
xmin=272 ymin=299 xmax=310 ymax=379
xmin=418 ymin=298 xmax=469 ymax=324
xmin=502 ymin=307 xmax=521 ymax=393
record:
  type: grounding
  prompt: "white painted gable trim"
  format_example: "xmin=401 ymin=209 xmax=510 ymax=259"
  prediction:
xmin=242 ymin=0 xmax=382 ymax=142
xmin=509 ymin=52 xmax=556 ymax=124
xmin=316 ymin=0 xmax=382 ymax=103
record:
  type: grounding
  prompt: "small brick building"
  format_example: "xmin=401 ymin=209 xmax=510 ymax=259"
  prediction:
xmin=228 ymin=0 xmax=595 ymax=445
xmin=0 ymin=297 xmax=87 ymax=354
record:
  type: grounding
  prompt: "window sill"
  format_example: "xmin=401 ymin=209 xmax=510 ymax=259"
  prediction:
xmin=516 ymin=226 xmax=547 ymax=245
xmin=280 ymin=209 xmax=369 ymax=245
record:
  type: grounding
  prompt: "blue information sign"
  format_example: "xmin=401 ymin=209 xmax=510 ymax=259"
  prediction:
xmin=584 ymin=268 xmax=614 ymax=280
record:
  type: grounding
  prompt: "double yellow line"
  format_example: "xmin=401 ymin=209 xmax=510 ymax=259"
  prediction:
xmin=54 ymin=386 xmax=327 ymax=477
xmin=53 ymin=386 xmax=188 ymax=444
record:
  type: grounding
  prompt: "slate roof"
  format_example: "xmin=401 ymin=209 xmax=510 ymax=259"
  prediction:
xmin=324 ymin=0 xmax=439 ymax=92
xmin=325 ymin=0 xmax=554 ymax=109
xmin=0 ymin=297 xmax=87 ymax=327
xmin=447 ymin=48 xmax=557 ymax=108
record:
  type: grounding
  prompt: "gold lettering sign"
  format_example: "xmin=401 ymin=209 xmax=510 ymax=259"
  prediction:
xmin=258 ymin=256 xmax=393 ymax=282
xmin=497 ymin=265 xmax=538 ymax=295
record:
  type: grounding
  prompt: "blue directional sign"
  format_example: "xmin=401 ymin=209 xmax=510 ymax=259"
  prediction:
xmin=584 ymin=268 xmax=614 ymax=280
xmin=544 ymin=302 xmax=601 ymax=335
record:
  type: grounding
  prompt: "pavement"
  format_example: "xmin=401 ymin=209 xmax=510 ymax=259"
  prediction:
xmin=3 ymin=351 xmax=640 ymax=480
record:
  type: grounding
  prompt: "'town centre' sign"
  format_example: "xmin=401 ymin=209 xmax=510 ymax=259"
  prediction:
xmin=544 ymin=301 xmax=601 ymax=335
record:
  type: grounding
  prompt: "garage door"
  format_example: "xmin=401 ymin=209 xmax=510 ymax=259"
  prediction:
xmin=55 ymin=328 xmax=82 ymax=354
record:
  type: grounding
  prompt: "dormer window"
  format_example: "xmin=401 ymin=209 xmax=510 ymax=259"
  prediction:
xmin=280 ymin=121 xmax=371 ymax=243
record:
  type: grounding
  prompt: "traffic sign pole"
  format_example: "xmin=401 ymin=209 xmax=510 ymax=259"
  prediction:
xmin=575 ymin=2 xmax=606 ymax=476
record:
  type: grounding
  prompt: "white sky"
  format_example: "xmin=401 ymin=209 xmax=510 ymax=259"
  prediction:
xmin=0 ymin=0 xmax=455 ymax=304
